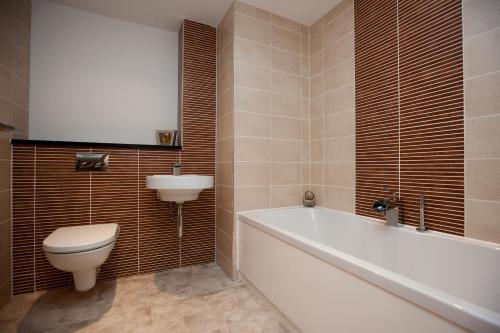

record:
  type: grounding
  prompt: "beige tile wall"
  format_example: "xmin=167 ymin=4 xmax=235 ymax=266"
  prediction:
xmin=216 ymin=5 xmax=235 ymax=278
xmin=233 ymin=2 xmax=310 ymax=211
xmin=0 ymin=0 xmax=31 ymax=307
xmin=309 ymin=0 xmax=355 ymax=212
xmin=216 ymin=1 xmax=309 ymax=278
xmin=463 ymin=0 xmax=500 ymax=243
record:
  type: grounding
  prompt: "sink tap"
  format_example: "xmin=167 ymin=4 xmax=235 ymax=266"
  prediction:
xmin=416 ymin=192 xmax=427 ymax=232
xmin=173 ymin=163 xmax=182 ymax=176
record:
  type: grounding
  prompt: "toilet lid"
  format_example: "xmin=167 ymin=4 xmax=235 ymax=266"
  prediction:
xmin=43 ymin=223 xmax=119 ymax=254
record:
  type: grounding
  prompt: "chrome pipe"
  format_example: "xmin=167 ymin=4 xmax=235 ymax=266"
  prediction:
xmin=177 ymin=203 xmax=183 ymax=238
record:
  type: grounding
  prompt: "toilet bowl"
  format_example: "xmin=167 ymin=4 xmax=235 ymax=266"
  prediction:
xmin=43 ymin=223 xmax=119 ymax=291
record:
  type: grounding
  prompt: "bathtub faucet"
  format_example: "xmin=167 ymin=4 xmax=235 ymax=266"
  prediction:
xmin=372 ymin=187 xmax=400 ymax=227
xmin=416 ymin=193 xmax=428 ymax=232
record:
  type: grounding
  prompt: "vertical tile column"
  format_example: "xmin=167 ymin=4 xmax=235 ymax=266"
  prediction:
xmin=399 ymin=0 xmax=464 ymax=234
xmin=309 ymin=18 xmax=325 ymax=205
xmin=216 ymin=7 xmax=235 ymax=277
xmin=232 ymin=2 xmax=309 ymax=210
xmin=233 ymin=2 xmax=271 ymax=212
xmin=354 ymin=0 xmax=400 ymax=219
xmin=232 ymin=8 xmax=311 ymax=204
xmin=178 ymin=20 xmax=217 ymax=267
xmin=300 ymin=26 xmax=311 ymax=198
xmin=269 ymin=14 xmax=306 ymax=207
xmin=216 ymin=2 xmax=310 ymax=278
xmin=463 ymin=0 xmax=500 ymax=242
xmin=321 ymin=0 xmax=355 ymax=212
xmin=309 ymin=0 xmax=356 ymax=212
xmin=0 ymin=0 xmax=31 ymax=305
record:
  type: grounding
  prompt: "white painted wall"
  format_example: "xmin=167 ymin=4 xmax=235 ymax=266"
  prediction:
xmin=30 ymin=0 xmax=179 ymax=145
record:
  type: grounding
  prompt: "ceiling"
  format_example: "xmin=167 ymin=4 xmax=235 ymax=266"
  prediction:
xmin=242 ymin=0 xmax=342 ymax=26
xmin=43 ymin=0 xmax=342 ymax=32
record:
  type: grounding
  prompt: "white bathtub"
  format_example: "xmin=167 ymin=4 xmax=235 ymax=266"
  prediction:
xmin=237 ymin=207 xmax=500 ymax=333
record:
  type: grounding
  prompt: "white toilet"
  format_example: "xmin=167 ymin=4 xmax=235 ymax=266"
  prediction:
xmin=43 ymin=223 xmax=119 ymax=291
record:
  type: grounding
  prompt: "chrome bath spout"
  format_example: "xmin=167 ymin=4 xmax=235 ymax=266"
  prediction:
xmin=372 ymin=187 xmax=400 ymax=227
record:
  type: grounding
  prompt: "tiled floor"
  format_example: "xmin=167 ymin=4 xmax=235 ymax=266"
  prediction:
xmin=0 ymin=264 xmax=298 ymax=333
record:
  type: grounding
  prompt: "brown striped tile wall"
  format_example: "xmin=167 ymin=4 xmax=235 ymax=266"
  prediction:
xmin=11 ymin=145 xmax=34 ymax=295
xmin=354 ymin=0 xmax=465 ymax=234
xmin=138 ymin=149 xmax=180 ymax=274
xmin=178 ymin=20 xmax=216 ymax=267
xmin=399 ymin=0 xmax=464 ymax=234
xmin=354 ymin=0 xmax=399 ymax=220
xmin=93 ymin=148 xmax=138 ymax=279
xmin=11 ymin=20 xmax=216 ymax=294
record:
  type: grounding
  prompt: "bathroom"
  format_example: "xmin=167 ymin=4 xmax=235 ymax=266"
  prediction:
xmin=0 ymin=0 xmax=499 ymax=331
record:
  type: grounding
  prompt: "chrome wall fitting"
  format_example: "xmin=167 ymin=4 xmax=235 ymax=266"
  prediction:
xmin=416 ymin=192 xmax=428 ymax=232
xmin=372 ymin=187 xmax=400 ymax=227
xmin=75 ymin=153 xmax=109 ymax=171
xmin=173 ymin=163 xmax=182 ymax=176
xmin=170 ymin=202 xmax=183 ymax=238
xmin=303 ymin=191 xmax=316 ymax=207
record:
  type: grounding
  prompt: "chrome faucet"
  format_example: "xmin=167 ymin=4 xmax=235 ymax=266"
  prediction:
xmin=416 ymin=193 xmax=427 ymax=232
xmin=173 ymin=163 xmax=182 ymax=176
xmin=372 ymin=187 xmax=400 ymax=227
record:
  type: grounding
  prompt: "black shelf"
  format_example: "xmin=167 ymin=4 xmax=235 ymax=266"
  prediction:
xmin=11 ymin=139 xmax=182 ymax=150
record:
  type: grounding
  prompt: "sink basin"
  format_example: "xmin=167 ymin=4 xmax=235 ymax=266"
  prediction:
xmin=146 ymin=175 xmax=214 ymax=203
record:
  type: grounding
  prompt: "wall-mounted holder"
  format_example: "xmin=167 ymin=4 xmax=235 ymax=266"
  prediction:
xmin=76 ymin=152 xmax=109 ymax=171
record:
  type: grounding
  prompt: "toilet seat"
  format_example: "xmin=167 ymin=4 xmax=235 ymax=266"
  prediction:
xmin=43 ymin=223 xmax=119 ymax=254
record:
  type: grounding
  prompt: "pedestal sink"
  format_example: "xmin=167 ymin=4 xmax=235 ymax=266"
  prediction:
xmin=146 ymin=175 xmax=214 ymax=203
xmin=146 ymin=174 xmax=214 ymax=239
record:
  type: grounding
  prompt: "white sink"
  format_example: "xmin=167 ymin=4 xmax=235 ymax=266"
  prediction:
xmin=146 ymin=175 xmax=214 ymax=203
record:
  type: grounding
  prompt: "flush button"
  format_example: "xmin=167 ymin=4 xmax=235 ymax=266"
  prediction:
xmin=76 ymin=153 xmax=109 ymax=171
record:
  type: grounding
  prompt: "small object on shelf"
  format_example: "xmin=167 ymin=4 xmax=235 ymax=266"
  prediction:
xmin=156 ymin=130 xmax=177 ymax=146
